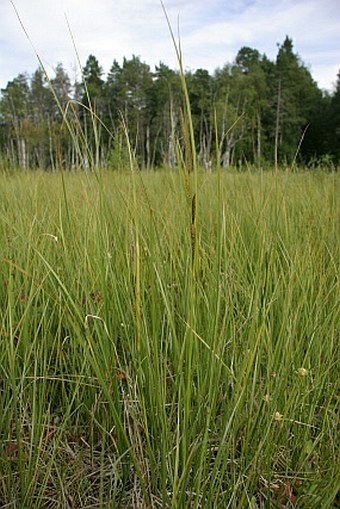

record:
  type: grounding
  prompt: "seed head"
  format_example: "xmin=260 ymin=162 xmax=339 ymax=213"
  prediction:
xmin=273 ymin=411 xmax=283 ymax=422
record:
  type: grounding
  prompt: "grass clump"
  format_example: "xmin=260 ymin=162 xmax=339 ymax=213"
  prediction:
xmin=0 ymin=169 xmax=339 ymax=508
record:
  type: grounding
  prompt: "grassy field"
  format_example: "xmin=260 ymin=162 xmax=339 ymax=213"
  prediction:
xmin=0 ymin=169 xmax=339 ymax=508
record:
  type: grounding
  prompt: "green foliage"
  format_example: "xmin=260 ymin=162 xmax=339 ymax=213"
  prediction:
xmin=0 ymin=37 xmax=339 ymax=170
xmin=274 ymin=37 xmax=323 ymax=163
xmin=81 ymin=54 xmax=104 ymax=107
xmin=106 ymin=137 xmax=131 ymax=171
xmin=0 ymin=170 xmax=339 ymax=507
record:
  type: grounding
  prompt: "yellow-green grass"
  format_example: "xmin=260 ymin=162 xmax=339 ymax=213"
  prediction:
xmin=0 ymin=169 xmax=339 ymax=508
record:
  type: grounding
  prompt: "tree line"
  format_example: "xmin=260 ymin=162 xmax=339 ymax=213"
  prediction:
xmin=0 ymin=36 xmax=339 ymax=170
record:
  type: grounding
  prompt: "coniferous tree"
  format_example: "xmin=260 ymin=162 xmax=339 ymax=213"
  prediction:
xmin=114 ymin=55 xmax=153 ymax=168
xmin=187 ymin=68 xmax=214 ymax=167
xmin=81 ymin=55 xmax=105 ymax=167
xmin=274 ymin=36 xmax=322 ymax=165
xmin=82 ymin=55 xmax=104 ymax=110
xmin=233 ymin=47 xmax=271 ymax=164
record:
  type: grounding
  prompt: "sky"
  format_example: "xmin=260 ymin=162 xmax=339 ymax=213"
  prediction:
xmin=0 ymin=0 xmax=339 ymax=92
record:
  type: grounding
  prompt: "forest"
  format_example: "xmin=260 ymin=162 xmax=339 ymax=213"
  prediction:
xmin=0 ymin=36 xmax=339 ymax=171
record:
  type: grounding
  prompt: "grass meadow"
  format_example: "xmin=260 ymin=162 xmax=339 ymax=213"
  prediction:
xmin=0 ymin=168 xmax=339 ymax=508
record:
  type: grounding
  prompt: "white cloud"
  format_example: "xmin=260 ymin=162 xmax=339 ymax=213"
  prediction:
xmin=0 ymin=0 xmax=339 ymax=91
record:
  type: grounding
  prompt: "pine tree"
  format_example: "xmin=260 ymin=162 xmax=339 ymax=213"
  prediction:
xmin=274 ymin=36 xmax=322 ymax=165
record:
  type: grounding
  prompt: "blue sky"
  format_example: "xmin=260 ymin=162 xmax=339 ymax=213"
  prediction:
xmin=1 ymin=0 xmax=339 ymax=91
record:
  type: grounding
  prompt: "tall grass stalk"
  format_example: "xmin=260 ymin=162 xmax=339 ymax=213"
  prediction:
xmin=120 ymin=113 xmax=142 ymax=353
xmin=161 ymin=1 xmax=199 ymax=279
xmin=160 ymin=7 xmax=206 ymax=503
